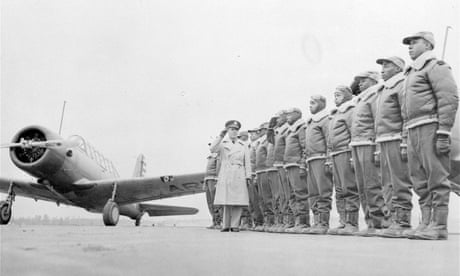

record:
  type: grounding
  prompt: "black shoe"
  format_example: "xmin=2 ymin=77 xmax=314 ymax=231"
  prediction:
xmin=220 ymin=228 xmax=230 ymax=232
xmin=230 ymin=228 xmax=240 ymax=232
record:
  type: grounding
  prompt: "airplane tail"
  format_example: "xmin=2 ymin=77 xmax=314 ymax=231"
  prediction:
xmin=132 ymin=154 xmax=147 ymax=177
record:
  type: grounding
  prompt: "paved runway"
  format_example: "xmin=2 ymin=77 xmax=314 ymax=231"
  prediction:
xmin=1 ymin=225 xmax=459 ymax=276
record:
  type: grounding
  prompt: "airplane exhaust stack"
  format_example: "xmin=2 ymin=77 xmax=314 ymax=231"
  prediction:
xmin=9 ymin=126 xmax=66 ymax=179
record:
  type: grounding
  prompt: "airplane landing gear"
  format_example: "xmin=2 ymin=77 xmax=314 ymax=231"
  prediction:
xmin=103 ymin=200 xmax=119 ymax=226
xmin=134 ymin=212 xmax=144 ymax=227
xmin=102 ymin=182 xmax=119 ymax=226
xmin=0 ymin=182 xmax=15 ymax=225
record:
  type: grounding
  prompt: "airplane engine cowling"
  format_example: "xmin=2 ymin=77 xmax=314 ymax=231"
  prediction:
xmin=9 ymin=126 xmax=66 ymax=179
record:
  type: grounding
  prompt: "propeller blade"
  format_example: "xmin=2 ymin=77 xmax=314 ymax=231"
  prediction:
xmin=0 ymin=139 xmax=79 ymax=149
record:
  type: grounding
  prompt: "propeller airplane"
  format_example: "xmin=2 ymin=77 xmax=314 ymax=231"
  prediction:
xmin=0 ymin=125 xmax=206 ymax=226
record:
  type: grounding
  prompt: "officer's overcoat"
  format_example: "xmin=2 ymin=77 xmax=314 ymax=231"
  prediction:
xmin=211 ymin=139 xmax=250 ymax=206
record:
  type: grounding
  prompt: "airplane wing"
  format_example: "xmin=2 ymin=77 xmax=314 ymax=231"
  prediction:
xmin=72 ymin=172 xmax=206 ymax=206
xmin=139 ymin=203 xmax=198 ymax=216
xmin=0 ymin=177 xmax=76 ymax=205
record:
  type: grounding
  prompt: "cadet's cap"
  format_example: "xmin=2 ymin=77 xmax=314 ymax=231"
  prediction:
xmin=225 ymin=120 xmax=241 ymax=130
xmin=311 ymin=95 xmax=326 ymax=105
xmin=248 ymin=128 xmax=259 ymax=133
xmin=285 ymin=107 xmax=302 ymax=115
xmin=376 ymin=56 xmax=405 ymax=70
xmin=402 ymin=31 xmax=435 ymax=48
xmin=275 ymin=109 xmax=287 ymax=117
xmin=354 ymin=70 xmax=381 ymax=83
xmin=335 ymin=85 xmax=352 ymax=95
xmin=259 ymin=122 xmax=269 ymax=129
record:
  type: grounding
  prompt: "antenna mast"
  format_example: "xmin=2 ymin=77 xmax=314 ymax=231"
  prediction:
xmin=58 ymin=101 xmax=67 ymax=136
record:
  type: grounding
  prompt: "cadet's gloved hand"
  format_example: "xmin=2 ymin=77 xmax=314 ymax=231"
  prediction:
xmin=400 ymin=144 xmax=408 ymax=162
xmin=267 ymin=129 xmax=275 ymax=144
xmin=219 ymin=129 xmax=227 ymax=138
xmin=436 ymin=134 xmax=451 ymax=155
xmin=349 ymin=157 xmax=355 ymax=172
xmin=373 ymin=151 xmax=380 ymax=167
xmin=246 ymin=178 xmax=252 ymax=186
xmin=324 ymin=160 xmax=333 ymax=176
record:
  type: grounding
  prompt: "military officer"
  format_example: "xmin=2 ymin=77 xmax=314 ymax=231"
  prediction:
xmin=401 ymin=31 xmax=458 ymax=240
xmin=204 ymin=145 xmax=222 ymax=229
xmin=248 ymin=127 xmax=264 ymax=230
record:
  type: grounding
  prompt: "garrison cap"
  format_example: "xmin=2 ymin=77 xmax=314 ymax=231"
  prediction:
xmin=238 ymin=130 xmax=249 ymax=137
xmin=402 ymin=31 xmax=435 ymax=48
xmin=285 ymin=107 xmax=302 ymax=115
xmin=311 ymin=95 xmax=326 ymax=105
xmin=335 ymin=85 xmax=353 ymax=95
xmin=354 ymin=70 xmax=381 ymax=83
xmin=248 ymin=128 xmax=259 ymax=133
xmin=275 ymin=109 xmax=287 ymax=117
xmin=376 ymin=56 xmax=405 ymax=70
xmin=225 ymin=120 xmax=241 ymax=130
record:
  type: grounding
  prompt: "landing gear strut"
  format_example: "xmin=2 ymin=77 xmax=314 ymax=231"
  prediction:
xmin=102 ymin=183 xmax=119 ymax=226
xmin=0 ymin=182 xmax=15 ymax=225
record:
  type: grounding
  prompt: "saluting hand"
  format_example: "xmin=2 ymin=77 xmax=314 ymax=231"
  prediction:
xmin=400 ymin=144 xmax=408 ymax=162
xmin=219 ymin=129 xmax=228 ymax=138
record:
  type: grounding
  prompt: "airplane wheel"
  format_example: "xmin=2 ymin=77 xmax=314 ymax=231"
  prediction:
xmin=135 ymin=218 xmax=141 ymax=227
xmin=0 ymin=201 xmax=12 ymax=225
xmin=102 ymin=201 xmax=119 ymax=226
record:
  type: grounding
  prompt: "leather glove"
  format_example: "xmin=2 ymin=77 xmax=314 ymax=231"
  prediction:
xmin=436 ymin=134 xmax=451 ymax=155
xmin=373 ymin=151 xmax=380 ymax=167
xmin=349 ymin=157 xmax=355 ymax=172
xmin=267 ymin=129 xmax=275 ymax=144
xmin=246 ymin=178 xmax=252 ymax=186
xmin=324 ymin=160 xmax=333 ymax=176
xmin=400 ymin=144 xmax=408 ymax=162
xmin=268 ymin=116 xmax=278 ymax=128
xmin=219 ymin=129 xmax=227 ymax=138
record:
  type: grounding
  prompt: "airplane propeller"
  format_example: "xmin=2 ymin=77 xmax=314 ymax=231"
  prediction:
xmin=0 ymin=138 xmax=79 ymax=149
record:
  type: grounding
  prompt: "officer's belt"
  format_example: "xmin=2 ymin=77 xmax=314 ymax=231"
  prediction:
xmin=330 ymin=149 xmax=351 ymax=157
xmin=306 ymin=153 xmax=327 ymax=163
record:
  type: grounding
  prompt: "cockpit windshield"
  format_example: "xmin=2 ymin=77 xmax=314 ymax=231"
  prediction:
xmin=68 ymin=135 xmax=120 ymax=177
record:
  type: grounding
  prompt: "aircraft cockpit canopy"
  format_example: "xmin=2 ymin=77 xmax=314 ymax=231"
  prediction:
xmin=68 ymin=135 xmax=120 ymax=177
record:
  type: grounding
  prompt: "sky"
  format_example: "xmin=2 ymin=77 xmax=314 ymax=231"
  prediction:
xmin=1 ymin=0 xmax=459 ymax=224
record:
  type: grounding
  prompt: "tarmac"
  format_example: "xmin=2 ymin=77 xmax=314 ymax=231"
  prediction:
xmin=1 ymin=225 xmax=459 ymax=276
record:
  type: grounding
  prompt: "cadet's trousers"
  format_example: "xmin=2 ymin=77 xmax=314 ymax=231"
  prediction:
xmin=256 ymin=171 xmax=274 ymax=217
xmin=276 ymin=166 xmax=294 ymax=218
xmin=379 ymin=140 xmax=413 ymax=211
xmin=332 ymin=151 xmax=359 ymax=213
xmin=205 ymin=179 xmax=222 ymax=224
xmin=352 ymin=145 xmax=387 ymax=226
xmin=267 ymin=169 xmax=283 ymax=219
xmin=285 ymin=165 xmax=309 ymax=217
xmin=222 ymin=205 xmax=243 ymax=228
xmin=307 ymin=158 xmax=333 ymax=214
xmin=408 ymin=123 xmax=451 ymax=210
xmin=247 ymin=177 xmax=263 ymax=225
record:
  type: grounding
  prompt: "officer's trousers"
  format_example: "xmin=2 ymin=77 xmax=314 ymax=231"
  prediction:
xmin=332 ymin=151 xmax=359 ymax=213
xmin=285 ymin=165 xmax=309 ymax=217
xmin=267 ymin=169 xmax=283 ymax=219
xmin=307 ymin=158 xmax=333 ymax=214
xmin=222 ymin=205 xmax=243 ymax=228
xmin=380 ymin=140 xmax=413 ymax=211
xmin=408 ymin=123 xmax=450 ymax=211
xmin=247 ymin=177 xmax=263 ymax=225
xmin=352 ymin=145 xmax=388 ymax=227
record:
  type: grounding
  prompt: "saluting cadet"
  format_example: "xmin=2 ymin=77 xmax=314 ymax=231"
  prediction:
xmin=238 ymin=130 xmax=253 ymax=231
xmin=204 ymin=145 xmax=222 ymax=229
xmin=283 ymin=108 xmax=310 ymax=233
xmin=374 ymin=56 xmax=414 ymax=238
xmin=401 ymin=32 xmax=458 ymax=240
xmin=265 ymin=114 xmax=284 ymax=232
xmin=248 ymin=128 xmax=264 ymax=230
xmin=254 ymin=122 xmax=274 ymax=231
xmin=350 ymin=71 xmax=391 ymax=237
xmin=272 ymin=110 xmax=296 ymax=232
xmin=303 ymin=95 xmax=332 ymax=234
xmin=326 ymin=86 xmax=359 ymax=235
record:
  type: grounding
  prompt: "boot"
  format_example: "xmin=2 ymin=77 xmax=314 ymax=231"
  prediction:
xmin=272 ymin=214 xmax=284 ymax=233
xmin=254 ymin=216 xmax=266 ymax=232
xmin=414 ymin=208 xmax=448 ymax=240
xmin=285 ymin=214 xmax=309 ymax=233
xmin=281 ymin=214 xmax=295 ymax=232
xmin=307 ymin=212 xmax=330 ymax=234
xmin=239 ymin=217 xmax=251 ymax=231
xmin=263 ymin=214 xmax=275 ymax=232
xmin=302 ymin=213 xmax=318 ymax=234
xmin=353 ymin=218 xmax=378 ymax=237
xmin=379 ymin=208 xmax=411 ymax=238
xmin=337 ymin=211 xmax=359 ymax=235
xmin=328 ymin=210 xmax=346 ymax=235
xmin=404 ymin=208 xmax=431 ymax=239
